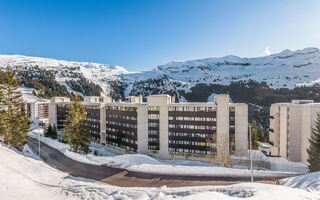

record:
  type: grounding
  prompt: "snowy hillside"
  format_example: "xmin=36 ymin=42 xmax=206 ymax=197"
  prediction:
xmin=1 ymin=142 xmax=320 ymax=200
xmin=122 ymin=47 xmax=320 ymax=96
xmin=2 ymin=47 xmax=320 ymax=99
xmin=0 ymin=55 xmax=128 ymax=96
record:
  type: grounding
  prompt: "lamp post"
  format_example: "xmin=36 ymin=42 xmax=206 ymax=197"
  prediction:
xmin=38 ymin=122 xmax=44 ymax=158
xmin=38 ymin=129 xmax=41 ymax=158
xmin=249 ymin=124 xmax=253 ymax=182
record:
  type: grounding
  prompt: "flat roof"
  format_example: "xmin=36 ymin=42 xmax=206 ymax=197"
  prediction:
xmin=273 ymin=102 xmax=320 ymax=107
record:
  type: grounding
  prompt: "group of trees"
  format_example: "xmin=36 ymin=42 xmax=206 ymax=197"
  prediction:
xmin=17 ymin=67 xmax=71 ymax=99
xmin=0 ymin=66 xmax=90 ymax=154
xmin=0 ymin=67 xmax=30 ymax=151
xmin=66 ymin=77 xmax=103 ymax=97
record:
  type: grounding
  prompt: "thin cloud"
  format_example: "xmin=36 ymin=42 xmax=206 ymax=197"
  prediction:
xmin=263 ymin=46 xmax=271 ymax=56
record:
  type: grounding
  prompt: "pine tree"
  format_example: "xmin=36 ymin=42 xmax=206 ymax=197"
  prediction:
xmin=52 ymin=125 xmax=57 ymax=139
xmin=257 ymin=122 xmax=266 ymax=142
xmin=63 ymin=94 xmax=90 ymax=153
xmin=45 ymin=124 xmax=53 ymax=138
xmin=44 ymin=124 xmax=55 ymax=139
xmin=0 ymin=69 xmax=6 ymax=141
xmin=307 ymin=113 xmax=320 ymax=172
xmin=249 ymin=120 xmax=259 ymax=150
xmin=0 ymin=66 xmax=30 ymax=150
xmin=45 ymin=124 xmax=57 ymax=139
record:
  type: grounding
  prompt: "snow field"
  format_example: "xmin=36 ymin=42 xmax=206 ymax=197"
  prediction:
xmin=1 ymin=141 xmax=320 ymax=200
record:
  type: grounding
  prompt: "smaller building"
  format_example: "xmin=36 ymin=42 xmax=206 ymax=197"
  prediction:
xmin=28 ymin=100 xmax=50 ymax=123
xmin=269 ymin=100 xmax=320 ymax=165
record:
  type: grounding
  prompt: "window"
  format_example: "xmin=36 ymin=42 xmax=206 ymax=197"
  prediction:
xmin=148 ymin=130 xmax=159 ymax=135
xmin=148 ymin=106 xmax=159 ymax=111
xmin=176 ymin=116 xmax=183 ymax=121
xmin=148 ymin=114 xmax=159 ymax=120
xmin=176 ymin=107 xmax=183 ymax=111
xmin=148 ymin=122 xmax=159 ymax=127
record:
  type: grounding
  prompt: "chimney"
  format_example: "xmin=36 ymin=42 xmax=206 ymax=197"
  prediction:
xmin=138 ymin=95 xmax=143 ymax=103
xmin=171 ymin=96 xmax=175 ymax=103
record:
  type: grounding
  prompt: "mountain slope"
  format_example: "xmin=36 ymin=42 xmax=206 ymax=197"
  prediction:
xmin=122 ymin=47 xmax=320 ymax=97
xmin=1 ymin=47 xmax=320 ymax=100
xmin=0 ymin=55 xmax=128 ymax=97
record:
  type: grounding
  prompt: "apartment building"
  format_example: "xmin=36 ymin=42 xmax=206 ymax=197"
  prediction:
xmin=269 ymin=100 xmax=320 ymax=165
xmin=49 ymin=94 xmax=248 ymax=160
xmin=49 ymin=96 xmax=108 ymax=142
xmin=28 ymin=100 xmax=50 ymax=123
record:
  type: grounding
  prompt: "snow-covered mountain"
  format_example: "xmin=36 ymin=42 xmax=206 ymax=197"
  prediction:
xmin=0 ymin=55 xmax=128 ymax=96
xmin=122 ymin=47 xmax=320 ymax=96
xmin=1 ymin=47 xmax=320 ymax=99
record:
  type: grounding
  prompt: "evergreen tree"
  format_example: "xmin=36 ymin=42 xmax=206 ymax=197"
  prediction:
xmin=52 ymin=125 xmax=57 ymax=139
xmin=249 ymin=120 xmax=259 ymax=150
xmin=307 ymin=113 xmax=320 ymax=172
xmin=45 ymin=124 xmax=58 ymax=139
xmin=45 ymin=124 xmax=53 ymax=137
xmin=256 ymin=122 xmax=266 ymax=142
xmin=0 ymin=67 xmax=30 ymax=150
xmin=0 ymin=70 xmax=5 ymax=141
xmin=63 ymin=94 xmax=90 ymax=153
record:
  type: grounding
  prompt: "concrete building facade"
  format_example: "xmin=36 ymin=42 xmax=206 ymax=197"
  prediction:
xmin=28 ymin=101 xmax=50 ymax=123
xmin=49 ymin=94 xmax=248 ymax=160
xmin=269 ymin=100 xmax=320 ymax=165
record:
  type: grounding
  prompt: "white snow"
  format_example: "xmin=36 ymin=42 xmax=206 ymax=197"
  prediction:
xmin=0 ymin=142 xmax=319 ymax=200
xmin=122 ymin=47 xmax=320 ymax=95
xmin=0 ymin=54 xmax=129 ymax=96
xmin=281 ymin=172 xmax=320 ymax=195
xmin=3 ymin=47 xmax=320 ymax=99
xmin=28 ymin=130 xmax=307 ymax=178
xmin=19 ymin=86 xmax=48 ymax=103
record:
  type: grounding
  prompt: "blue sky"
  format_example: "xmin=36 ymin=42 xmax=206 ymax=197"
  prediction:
xmin=1 ymin=0 xmax=320 ymax=71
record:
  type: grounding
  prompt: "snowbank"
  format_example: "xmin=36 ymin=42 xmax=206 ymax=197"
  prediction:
xmin=281 ymin=172 xmax=320 ymax=195
xmin=0 ymin=143 xmax=319 ymax=200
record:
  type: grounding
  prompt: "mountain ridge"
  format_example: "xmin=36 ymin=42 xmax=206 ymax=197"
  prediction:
xmin=1 ymin=47 xmax=320 ymax=99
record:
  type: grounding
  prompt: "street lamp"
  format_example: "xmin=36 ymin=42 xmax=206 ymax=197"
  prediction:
xmin=38 ymin=122 xmax=45 ymax=158
xmin=249 ymin=123 xmax=253 ymax=182
xmin=38 ymin=129 xmax=41 ymax=157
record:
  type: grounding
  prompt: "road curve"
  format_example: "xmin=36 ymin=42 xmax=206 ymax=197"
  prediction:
xmin=27 ymin=138 xmax=291 ymax=187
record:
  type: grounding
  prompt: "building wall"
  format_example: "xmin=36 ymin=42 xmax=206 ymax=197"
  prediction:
xmin=300 ymin=106 xmax=312 ymax=164
xmin=84 ymin=104 xmax=101 ymax=143
xmin=100 ymin=105 xmax=107 ymax=145
xmin=288 ymin=106 xmax=301 ymax=162
xmin=269 ymin=101 xmax=320 ymax=165
xmin=137 ymin=106 xmax=148 ymax=154
xmin=235 ymin=104 xmax=248 ymax=156
xmin=215 ymin=95 xmax=230 ymax=159
xmin=147 ymin=95 xmax=171 ymax=159
xmin=279 ymin=106 xmax=288 ymax=159
xmin=167 ymin=105 xmax=217 ymax=156
xmin=269 ymin=105 xmax=280 ymax=156
xmin=49 ymin=97 xmax=70 ymax=128
xmin=105 ymin=105 xmax=138 ymax=152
